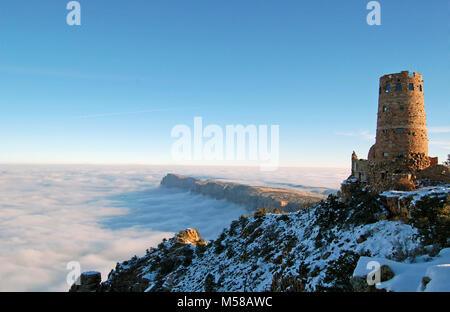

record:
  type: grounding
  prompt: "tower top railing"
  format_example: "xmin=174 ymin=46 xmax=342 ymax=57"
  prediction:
xmin=380 ymin=71 xmax=422 ymax=82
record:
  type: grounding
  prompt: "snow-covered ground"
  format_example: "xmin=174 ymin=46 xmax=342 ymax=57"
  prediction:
xmin=106 ymin=201 xmax=442 ymax=292
xmin=381 ymin=186 xmax=450 ymax=204
xmin=0 ymin=165 xmax=346 ymax=291
xmin=168 ymin=215 xmax=423 ymax=291
xmin=354 ymin=248 xmax=450 ymax=292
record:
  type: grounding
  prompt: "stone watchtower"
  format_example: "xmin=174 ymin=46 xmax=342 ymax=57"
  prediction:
xmin=368 ymin=71 xmax=428 ymax=162
xmin=350 ymin=71 xmax=440 ymax=191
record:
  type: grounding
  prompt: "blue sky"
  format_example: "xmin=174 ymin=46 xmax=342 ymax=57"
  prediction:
xmin=0 ymin=0 xmax=448 ymax=167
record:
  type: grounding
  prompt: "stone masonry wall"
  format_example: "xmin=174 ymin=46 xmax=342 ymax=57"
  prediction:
xmin=369 ymin=71 xmax=428 ymax=163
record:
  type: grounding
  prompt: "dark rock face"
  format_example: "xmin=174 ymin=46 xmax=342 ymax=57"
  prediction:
xmin=161 ymin=173 xmax=326 ymax=212
xmin=350 ymin=264 xmax=394 ymax=292
xmin=421 ymin=276 xmax=431 ymax=291
xmin=350 ymin=277 xmax=387 ymax=292
xmin=69 ymin=272 xmax=102 ymax=292
xmin=380 ymin=265 xmax=395 ymax=282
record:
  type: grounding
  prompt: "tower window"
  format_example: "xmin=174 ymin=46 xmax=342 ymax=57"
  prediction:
xmin=396 ymin=128 xmax=405 ymax=133
xmin=395 ymin=83 xmax=402 ymax=91
xmin=419 ymin=85 xmax=423 ymax=92
xmin=409 ymin=83 xmax=414 ymax=90
xmin=385 ymin=85 xmax=391 ymax=93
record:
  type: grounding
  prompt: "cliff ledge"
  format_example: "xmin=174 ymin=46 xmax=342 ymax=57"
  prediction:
xmin=160 ymin=173 xmax=327 ymax=212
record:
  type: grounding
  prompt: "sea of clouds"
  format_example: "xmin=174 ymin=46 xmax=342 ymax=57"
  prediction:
xmin=0 ymin=165 xmax=348 ymax=291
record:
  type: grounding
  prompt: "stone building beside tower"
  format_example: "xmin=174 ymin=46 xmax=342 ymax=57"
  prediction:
xmin=350 ymin=71 xmax=447 ymax=191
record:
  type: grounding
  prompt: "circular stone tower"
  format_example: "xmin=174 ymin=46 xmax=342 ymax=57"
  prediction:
xmin=368 ymin=71 xmax=428 ymax=163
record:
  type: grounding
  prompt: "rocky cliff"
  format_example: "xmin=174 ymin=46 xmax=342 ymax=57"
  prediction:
xmin=160 ymin=174 xmax=327 ymax=212
xmin=72 ymin=179 xmax=449 ymax=292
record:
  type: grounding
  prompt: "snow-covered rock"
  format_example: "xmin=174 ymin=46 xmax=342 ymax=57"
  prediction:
xmin=353 ymin=248 xmax=450 ymax=292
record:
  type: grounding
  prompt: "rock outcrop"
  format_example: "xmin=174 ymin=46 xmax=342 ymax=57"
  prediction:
xmin=340 ymin=178 xmax=450 ymax=223
xmin=69 ymin=271 xmax=102 ymax=292
xmin=417 ymin=165 xmax=450 ymax=186
xmin=175 ymin=228 xmax=207 ymax=247
xmin=379 ymin=186 xmax=450 ymax=224
xmin=98 ymin=229 xmax=205 ymax=292
xmin=161 ymin=174 xmax=326 ymax=212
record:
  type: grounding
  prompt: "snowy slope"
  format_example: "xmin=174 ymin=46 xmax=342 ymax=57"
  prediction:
xmin=99 ymin=183 xmax=449 ymax=292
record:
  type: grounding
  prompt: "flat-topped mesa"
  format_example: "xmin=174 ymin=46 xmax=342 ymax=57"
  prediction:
xmin=160 ymin=173 xmax=197 ymax=189
xmin=161 ymin=174 xmax=327 ymax=212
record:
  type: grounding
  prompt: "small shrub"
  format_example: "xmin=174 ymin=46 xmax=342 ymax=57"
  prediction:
xmin=255 ymin=207 xmax=270 ymax=217
xmin=410 ymin=195 xmax=450 ymax=248
xmin=204 ymin=274 xmax=217 ymax=292
xmin=318 ymin=250 xmax=359 ymax=292
xmin=196 ymin=243 xmax=207 ymax=257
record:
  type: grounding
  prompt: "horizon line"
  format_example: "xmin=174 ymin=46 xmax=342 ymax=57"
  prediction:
xmin=0 ymin=162 xmax=349 ymax=170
